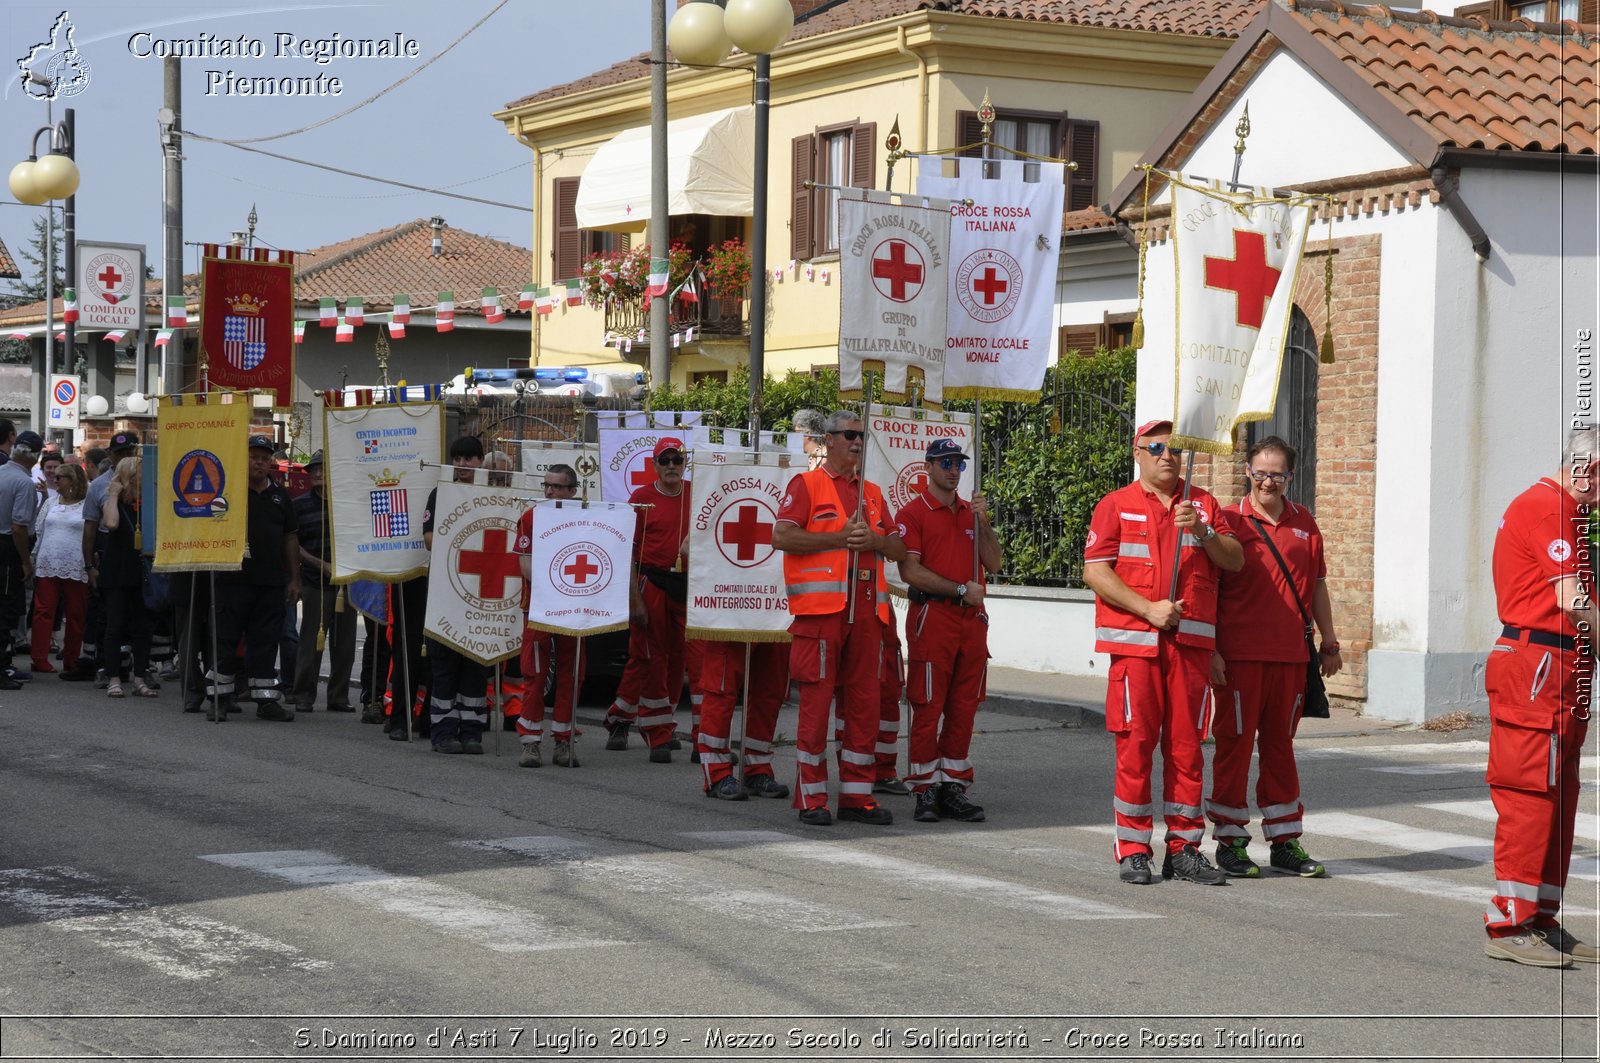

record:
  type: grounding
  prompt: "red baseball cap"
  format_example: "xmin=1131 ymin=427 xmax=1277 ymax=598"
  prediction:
xmin=652 ymin=436 xmax=685 ymax=460
xmin=1134 ymin=419 xmax=1173 ymax=440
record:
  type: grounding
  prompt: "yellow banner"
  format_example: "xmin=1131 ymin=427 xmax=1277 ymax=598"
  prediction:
xmin=153 ymin=394 xmax=250 ymax=572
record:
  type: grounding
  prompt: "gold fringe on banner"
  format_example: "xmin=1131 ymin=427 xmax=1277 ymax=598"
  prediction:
xmin=684 ymin=627 xmax=793 ymax=644
xmin=1131 ymin=166 xmax=1153 ymax=350
xmin=1320 ymin=206 xmax=1337 ymax=364
xmin=529 ymin=621 xmax=631 ymax=638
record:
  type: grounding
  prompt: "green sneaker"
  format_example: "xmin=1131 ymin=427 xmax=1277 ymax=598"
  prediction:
xmin=1215 ymin=839 xmax=1260 ymax=878
xmin=1269 ymin=838 xmax=1326 ymax=877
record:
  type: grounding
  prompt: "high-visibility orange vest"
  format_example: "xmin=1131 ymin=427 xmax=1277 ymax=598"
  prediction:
xmin=782 ymin=468 xmax=892 ymax=624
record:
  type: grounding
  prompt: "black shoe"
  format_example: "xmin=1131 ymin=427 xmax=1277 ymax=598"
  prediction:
xmin=461 ymin=737 xmax=485 ymax=755
xmin=58 ymin=662 xmax=96 ymax=681
xmin=707 ymin=776 xmax=748 ymax=801
xmin=1162 ymin=844 xmax=1228 ymax=885
xmin=1215 ymin=839 xmax=1261 ymax=878
xmin=798 ymin=807 xmax=833 ymax=826
xmin=205 ymin=701 xmax=230 ymax=722
xmin=6 ymin=667 xmax=32 ymax=683
xmin=1269 ymin=839 xmax=1326 ymax=877
xmin=913 ymin=787 xmax=942 ymax=822
xmin=256 ymin=701 xmax=294 ymax=722
xmin=1118 ymin=853 xmax=1153 ymax=885
xmin=937 ymin=782 xmax=986 ymax=822
xmin=689 ymin=750 xmax=701 ymax=764
xmin=433 ymin=739 xmax=465 ymax=754
xmin=742 ymin=773 xmax=790 ymax=799
xmin=873 ymin=775 xmax=912 ymax=796
xmin=388 ymin=727 xmax=410 ymax=741
xmin=605 ymin=720 xmax=630 ymax=751
xmin=667 ymin=737 xmax=683 ymax=751
xmin=648 ymin=744 xmax=672 ymax=764
xmin=837 ymin=801 xmax=893 ymax=826
xmin=182 ymin=697 xmax=204 ymax=714
xmin=502 ymin=716 xmax=518 ymax=731
xmin=327 ymin=704 xmax=356 ymax=714
xmin=361 ymin=707 xmax=384 ymax=725
xmin=294 ymin=703 xmax=314 ymax=714
xmin=0 ymin=675 xmax=21 ymax=691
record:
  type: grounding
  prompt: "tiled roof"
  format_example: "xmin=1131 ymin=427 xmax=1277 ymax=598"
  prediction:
xmin=0 ymin=236 xmax=18 ymax=279
xmin=294 ymin=219 xmax=533 ymax=315
xmin=1289 ymin=0 xmax=1598 ymax=155
xmin=1061 ymin=205 xmax=1117 ymax=232
xmin=504 ymin=0 xmax=1251 ymax=109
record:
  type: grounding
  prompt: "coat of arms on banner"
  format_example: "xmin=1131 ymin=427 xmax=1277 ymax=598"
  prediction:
xmin=368 ymin=478 xmax=410 ymax=538
xmin=200 ymin=244 xmax=296 ymax=407
xmin=324 ymin=399 xmax=443 ymax=583
xmin=425 ymin=478 xmax=524 ymax=665
xmin=686 ymin=455 xmax=793 ymax=641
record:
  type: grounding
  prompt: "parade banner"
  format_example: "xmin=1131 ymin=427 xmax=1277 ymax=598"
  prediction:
xmin=599 ymin=426 xmax=698 ymax=501
xmin=862 ymin=404 xmax=976 ymax=514
xmin=518 ymin=440 xmax=601 ymax=500
xmin=837 ymin=189 xmax=952 ymax=406
xmin=686 ymin=453 xmax=795 ymax=642
xmin=324 ymin=400 xmax=443 ymax=583
xmin=424 ymin=477 xmax=525 ymax=665
xmin=688 ymin=426 xmax=804 ymax=465
xmin=592 ymin=410 xmax=703 ymax=430
xmin=1170 ymin=179 xmax=1311 ymax=455
xmin=526 ymin=500 xmax=635 ymax=637
xmin=199 ymin=244 xmax=296 ymax=407
xmin=917 ymin=158 xmax=1064 ymax=400
xmin=152 ymin=394 xmax=249 ymax=572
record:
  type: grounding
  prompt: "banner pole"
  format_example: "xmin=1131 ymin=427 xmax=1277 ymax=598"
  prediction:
xmin=971 ymin=402 xmax=983 ymax=585
xmin=179 ymin=573 xmax=196 ymax=709
xmin=738 ymin=641 xmax=752 ymax=783
xmin=493 ymin=660 xmax=503 ymax=757
xmin=847 ymin=378 xmax=874 ymax=626
xmin=570 ymin=635 xmax=583 ymax=768
xmin=1167 ymin=449 xmax=1197 ymax=602
xmin=396 ymin=583 xmax=412 ymax=741
xmin=208 ymin=572 xmax=222 ymax=724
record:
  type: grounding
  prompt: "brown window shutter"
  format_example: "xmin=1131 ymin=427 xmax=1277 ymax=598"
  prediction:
xmin=1058 ymin=323 xmax=1107 ymax=357
xmin=1580 ymin=0 xmax=1598 ymax=23
xmin=850 ymin=122 xmax=876 ymax=189
xmin=791 ymin=134 xmax=815 ymax=260
xmin=1454 ymin=1 xmax=1496 ymax=17
xmin=553 ymin=176 xmax=581 ymax=280
xmin=1064 ymin=118 xmax=1100 ymax=212
xmin=956 ymin=110 xmax=984 ymax=157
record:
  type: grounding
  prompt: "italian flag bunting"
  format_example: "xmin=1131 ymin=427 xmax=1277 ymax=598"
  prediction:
xmin=155 ymin=329 xmax=174 ymax=347
xmin=535 ymin=287 xmax=555 ymax=315
xmin=392 ymin=294 xmax=411 ymax=323
xmin=563 ymin=280 xmax=584 ymax=306
xmin=645 ymin=258 xmax=669 ymax=299
xmin=102 ymin=329 xmax=127 ymax=343
xmin=335 ymin=317 xmax=354 ymax=343
xmin=62 ymin=288 xmax=78 ymax=323
xmin=481 ymin=287 xmax=505 ymax=324
xmin=166 ymin=296 xmax=188 ymax=327
xmin=346 ymin=296 xmax=364 ymax=328
xmin=679 ymin=271 xmax=699 ymax=304
xmin=292 ymin=322 xmax=305 ymax=345
xmin=436 ymin=291 xmax=455 ymax=332
xmin=519 ymin=284 xmax=537 ymax=311
xmin=387 ymin=316 xmax=405 ymax=339
xmin=319 ymin=297 xmax=337 ymax=327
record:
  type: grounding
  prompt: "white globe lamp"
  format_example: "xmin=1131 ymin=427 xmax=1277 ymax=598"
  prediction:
xmin=31 ymin=153 xmax=79 ymax=200
xmin=668 ymin=1 xmax=732 ymax=67
xmin=723 ymin=0 xmax=794 ymax=55
xmin=85 ymin=395 xmax=109 ymax=417
xmin=8 ymin=161 xmax=46 ymax=206
xmin=126 ymin=392 xmax=148 ymax=415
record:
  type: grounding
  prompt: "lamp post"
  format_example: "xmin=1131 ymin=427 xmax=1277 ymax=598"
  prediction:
xmin=668 ymin=0 xmax=793 ymax=436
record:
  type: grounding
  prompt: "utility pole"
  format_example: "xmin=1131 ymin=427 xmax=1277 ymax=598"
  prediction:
xmin=160 ymin=57 xmax=184 ymax=396
xmin=648 ymin=0 xmax=670 ymax=391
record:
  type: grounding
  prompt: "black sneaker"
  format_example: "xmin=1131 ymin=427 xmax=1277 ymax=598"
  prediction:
xmin=360 ymin=706 xmax=384 ymax=725
xmin=837 ymin=801 xmax=893 ymax=826
xmin=58 ymin=662 xmax=96 ymax=681
xmin=605 ymin=720 xmax=630 ymax=751
xmin=689 ymin=750 xmax=701 ymax=764
xmin=1215 ymin=839 xmax=1261 ymax=878
xmin=388 ymin=726 xmax=410 ymax=741
xmin=205 ymin=701 xmax=230 ymax=722
xmin=256 ymin=701 xmax=294 ymax=722
xmin=913 ymin=787 xmax=941 ymax=822
xmin=873 ymin=775 xmax=912 ymax=796
xmin=707 ymin=776 xmax=747 ymax=801
xmin=461 ymin=737 xmax=485 ymax=755
xmin=798 ymin=806 xmax=833 ymax=826
xmin=0 ymin=675 xmax=21 ymax=691
xmin=648 ymin=744 xmax=672 ymax=764
xmin=182 ymin=696 xmax=204 ymax=714
xmin=1118 ymin=853 xmax=1153 ymax=884
xmin=937 ymin=783 xmax=986 ymax=822
xmin=1269 ymin=839 xmax=1326 ymax=877
xmin=433 ymin=739 xmax=465 ymax=754
xmin=6 ymin=666 xmax=31 ymax=683
xmin=742 ymin=774 xmax=789 ymax=799
xmin=1162 ymin=844 xmax=1228 ymax=885
xmin=328 ymin=703 xmax=356 ymax=714
xmin=667 ymin=737 xmax=683 ymax=751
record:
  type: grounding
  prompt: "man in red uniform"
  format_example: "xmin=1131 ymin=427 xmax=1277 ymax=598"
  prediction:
xmin=1208 ymin=437 xmax=1342 ymax=878
xmin=1083 ymin=419 xmax=1243 ymax=884
xmin=515 ymin=464 xmax=586 ymax=768
xmin=1482 ymin=431 xmax=1598 ymax=967
xmin=774 ymin=410 xmax=907 ymax=826
xmin=897 ymin=438 xmax=1002 ymax=823
xmin=605 ymin=437 xmax=690 ymax=762
xmin=698 ymin=640 xmax=791 ymax=801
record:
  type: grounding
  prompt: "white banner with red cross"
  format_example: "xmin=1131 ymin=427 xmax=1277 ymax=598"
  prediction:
xmin=685 ymin=453 xmax=796 ymax=642
xmin=518 ymin=440 xmax=601 ymax=500
xmin=1170 ymin=179 xmax=1311 ymax=455
xmin=525 ymin=500 xmax=635 ymax=637
xmin=862 ymin=404 xmax=976 ymax=596
xmin=422 ymin=478 xmax=526 ymax=665
xmin=916 ymin=158 xmax=1064 ymax=401
xmin=837 ymin=189 xmax=953 ymax=407
xmin=598 ymin=425 xmax=700 ymax=501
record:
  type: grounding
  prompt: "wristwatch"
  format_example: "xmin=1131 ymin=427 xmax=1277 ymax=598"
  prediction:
xmin=1198 ymin=521 xmax=1216 ymax=542
xmin=955 ymin=582 xmax=969 ymax=601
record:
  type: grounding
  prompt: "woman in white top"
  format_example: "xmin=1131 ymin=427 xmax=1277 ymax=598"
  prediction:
xmin=31 ymin=461 xmax=89 ymax=674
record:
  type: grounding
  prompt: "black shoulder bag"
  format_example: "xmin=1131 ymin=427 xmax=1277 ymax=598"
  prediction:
xmin=1248 ymin=516 xmax=1330 ymax=719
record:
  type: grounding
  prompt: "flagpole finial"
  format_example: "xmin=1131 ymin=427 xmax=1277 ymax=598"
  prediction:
xmin=977 ymin=89 xmax=995 ymax=147
xmin=1233 ymin=101 xmax=1252 ymax=164
xmin=374 ymin=329 xmax=391 ymax=386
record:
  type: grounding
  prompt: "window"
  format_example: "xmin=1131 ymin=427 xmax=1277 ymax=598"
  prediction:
xmin=1470 ymin=0 xmax=1594 ymax=19
xmin=790 ymin=121 xmax=875 ymax=260
xmin=1245 ymin=306 xmax=1320 ymax=508
xmin=956 ymin=109 xmax=1100 ymax=211
xmin=552 ymin=176 xmax=628 ymax=281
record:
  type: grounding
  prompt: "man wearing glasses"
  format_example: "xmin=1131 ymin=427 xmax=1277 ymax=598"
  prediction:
xmin=605 ymin=437 xmax=691 ymax=763
xmin=774 ymin=410 xmax=907 ymax=826
xmin=896 ymin=438 xmax=1002 ymax=823
xmin=514 ymin=464 xmax=586 ymax=767
xmin=1083 ymin=419 xmax=1242 ymax=884
xmin=1208 ymin=437 xmax=1340 ymax=880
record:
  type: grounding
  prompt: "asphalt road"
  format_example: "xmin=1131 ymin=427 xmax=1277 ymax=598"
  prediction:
xmin=0 ymin=676 xmax=1596 ymax=1062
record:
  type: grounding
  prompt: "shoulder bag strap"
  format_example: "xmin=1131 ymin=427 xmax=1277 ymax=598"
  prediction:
xmin=1247 ymin=515 xmax=1317 ymax=650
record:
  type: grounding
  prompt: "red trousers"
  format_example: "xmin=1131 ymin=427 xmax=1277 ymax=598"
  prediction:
xmin=833 ymin=614 xmax=903 ymax=776
xmin=517 ymin=628 xmax=586 ymax=742
xmin=1484 ymin=638 xmax=1591 ymax=937
xmin=792 ymin=608 xmax=884 ymax=812
xmin=1208 ymin=660 xmax=1306 ymax=843
xmin=1105 ymin=640 xmax=1212 ymax=860
xmin=605 ymin=580 xmax=684 ymax=748
xmin=696 ymin=640 xmax=788 ymax=789
xmin=685 ymin=638 xmax=706 ymax=742
xmin=904 ymin=600 xmax=989 ymax=791
xmin=31 ymin=576 xmax=85 ymax=670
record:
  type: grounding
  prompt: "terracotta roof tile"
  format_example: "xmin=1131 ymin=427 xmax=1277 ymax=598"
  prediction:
xmin=295 ymin=219 xmax=532 ymax=316
xmin=1060 ymin=205 xmax=1117 ymax=232
xmin=0 ymin=236 xmax=17 ymax=280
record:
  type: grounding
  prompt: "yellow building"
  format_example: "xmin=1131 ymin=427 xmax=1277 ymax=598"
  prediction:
xmin=494 ymin=0 xmax=1254 ymax=388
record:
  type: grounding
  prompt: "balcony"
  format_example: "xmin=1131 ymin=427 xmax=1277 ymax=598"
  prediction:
xmin=603 ymin=291 xmax=747 ymax=346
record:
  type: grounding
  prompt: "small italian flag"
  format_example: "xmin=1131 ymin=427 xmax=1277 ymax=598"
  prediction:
xmin=292 ymin=322 xmax=305 ymax=345
xmin=563 ymin=280 xmax=584 ymax=306
xmin=345 ymin=296 xmax=364 ymax=328
xmin=335 ymin=317 xmax=354 ymax=343
xmin=679 ymin=272 xmax=700 ymax=304
xmin=319 ymin=297 xmax=337 ymax=327
xmin=392 ymin=294 xmax=411 ymax=324
xmin=155 ymin=329 xmax=174 ymax=347
xmin=481 ymin=287 xmax=504 ymax=324
xmin=387 ymin=316 xmax=405 ymax=340
xmin=518 ymin=284 xmax=537 ymax=311
xmin=7 ymin=330 xmax=29 ymax=340
xmin=436 ymin=291 xmax=455 ymax=332
xmin=166 ymin=296 xmax=188 ymax=327
xmin=102 ymin=329 xmax=127 ymax=343
xmin=645 ymin=258 xmax=669 ymax=299
xmin=62 ymin=288 xmax=78 ymax=323
xmin=534 ymin=287 xmax=555 ymax=315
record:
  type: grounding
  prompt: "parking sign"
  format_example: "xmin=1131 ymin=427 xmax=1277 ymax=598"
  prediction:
xmin=49 ymin=374 xmax=80 ymax=429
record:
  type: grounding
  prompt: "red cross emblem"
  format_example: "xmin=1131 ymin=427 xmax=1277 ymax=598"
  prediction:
xmin=563 ymin=553 xmax=600 ymax=584
xmin=458 ymin=527 xmax=521 ymax=602
xmin=716 ymin=501 xmax=776 ymax=568
xmin=971 ymin=266 xmax=1008 ymax=306
xmin=1204 ymin=230 xmax=1281 ymax=330
xmin=871 ymin=239 xmax=926 ymax=303
xmin=629 ymin=457 xmax=658 ymax=489
xmin=97 ymin=264 xmax=123 ymax=291
xmin=550 ymin=540 xmax=614 ymax=597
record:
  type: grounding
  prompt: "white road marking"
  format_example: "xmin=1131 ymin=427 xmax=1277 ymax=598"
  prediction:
xmin=1298 ymin=741 xmax=1490 ymax=761
xmin=1421 ymin=800 xmax=1600 ymax=845
xmin=0 ymin=866 xmax=329 ymax=981
xmin=1366 ymin=763 xmax=1488 ymax=776
xmin=681 ymin=830 xmax=1158 ymax=921
xmin=1307 ymin=812 xmax=1597 ymax=881
xmin=200 ymin=850 xmax=624 ymax=953
xmin=462 ymin=837 xmax=901 ymax=933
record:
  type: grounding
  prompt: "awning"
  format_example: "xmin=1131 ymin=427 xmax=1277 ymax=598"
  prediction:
xmin=575 ymin=106 xmax=754 ymax=233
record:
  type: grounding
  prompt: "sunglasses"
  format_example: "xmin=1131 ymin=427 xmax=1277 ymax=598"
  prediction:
xmin=829 ymin=430 xmax=863 ymax=441
xmin=1137 ymin=442 xmax=1183 ymax=458
xmin=655 ymin=455 xmax=685 ymax=467
xmin=542 ymin=481 xmax=576 ymax=491
xmin=935 ymin=457 xmax=968 ymax=471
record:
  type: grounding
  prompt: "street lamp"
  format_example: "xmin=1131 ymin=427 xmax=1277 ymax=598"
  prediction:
xmin=668 ymin=0 xmax=793 ymax=435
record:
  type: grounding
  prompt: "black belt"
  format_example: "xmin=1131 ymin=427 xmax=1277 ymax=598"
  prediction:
xmin=1501 ymin=625 xmax=1577 ymax=651
xmin=908 ymin=587 xmax=966 ymax=607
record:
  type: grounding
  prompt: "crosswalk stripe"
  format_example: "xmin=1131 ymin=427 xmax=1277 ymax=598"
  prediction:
xmin=461 ymin=837 xmax=902 ymax=933
xmin=200 ymin=850 xmax=624 ymax=953
xmin=681 ymin=830 xmax=1158 ymax=921
xmin=0 ymin=866 xmax=329 ymax=980
xmin=1298 ymin=741 xmax=1490 ymax=760
xmin=1365 ymin=762 xmax=1490 ymax=775
xmin=1307 ymin=812 xmax=1598 ymax=881
xmin=1420 ymin=800 xmax=1600 ymax=845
